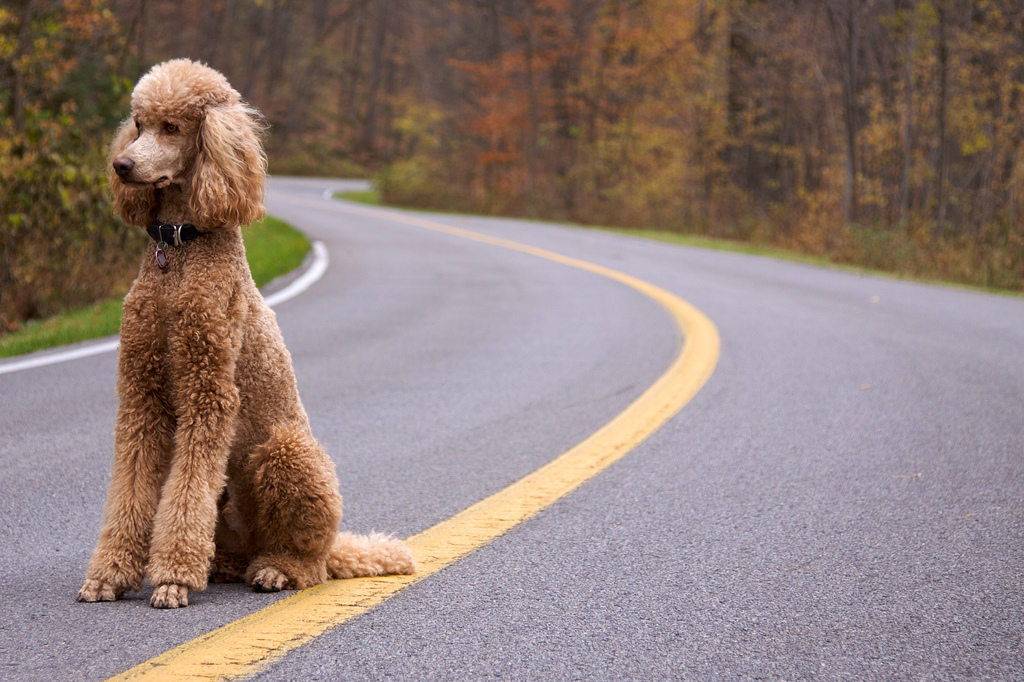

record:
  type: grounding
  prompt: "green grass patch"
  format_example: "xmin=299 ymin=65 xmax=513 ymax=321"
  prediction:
xmin=600 ymin=228 xmax=1022 ymax=296
xmin=243 ymin=215 xmax=311 ymax=288
xmin=0 ymin=216 xmax=311 ymax=359
xmin=334 ymin=190 xmax=380 ymax=206
xmin=600 ymin=228 xmax=850 ymax=269
xmin=0 ymin=298 xmax=125 ymax=359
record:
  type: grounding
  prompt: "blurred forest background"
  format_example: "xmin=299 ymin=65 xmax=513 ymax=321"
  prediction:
xmin=2 ymin=0 xmax=1023 ymax=332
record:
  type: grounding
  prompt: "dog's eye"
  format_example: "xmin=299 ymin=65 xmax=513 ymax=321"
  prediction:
xmin=164 ymin=122 xmax=179 ymax=134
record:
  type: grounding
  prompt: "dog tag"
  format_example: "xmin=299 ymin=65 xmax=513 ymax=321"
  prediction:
xmin=155 ymin=242 xmax=169 ymax=268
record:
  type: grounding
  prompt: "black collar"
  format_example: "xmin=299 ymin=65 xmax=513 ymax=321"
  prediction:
xmin=146 ymin=222 xmax=203 ymax=246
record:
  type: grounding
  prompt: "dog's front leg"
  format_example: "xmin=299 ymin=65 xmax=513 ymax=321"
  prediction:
xmin=145 ymin=291 xmax=243 ymax=608
xmin=78 ymin=389 xmax=175 ymax=601
xmin=79 ymin=298 xmax=174 ymax=603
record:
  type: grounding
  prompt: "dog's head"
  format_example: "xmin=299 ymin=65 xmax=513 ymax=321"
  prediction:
xmin=109 ymin=59 xmax=267 ymax=229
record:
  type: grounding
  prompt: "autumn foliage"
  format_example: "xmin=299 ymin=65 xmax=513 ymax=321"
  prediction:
xmin=375 ymin=0 xmax=1024 ymax=290
xmin=2 ymin=0 xmax=1023 ymax=336
xmin=119 ymin=0 xmax=1024 ymax=290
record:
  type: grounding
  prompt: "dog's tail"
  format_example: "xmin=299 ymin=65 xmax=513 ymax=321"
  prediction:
xmin=326 ymin=531 xmax=417 ymax=579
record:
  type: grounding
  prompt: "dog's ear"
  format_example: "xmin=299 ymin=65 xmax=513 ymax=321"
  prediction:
xmin=108 ymin=118 xmax=156 ymax=227
xmin=190 ymin=103 xmax=267 ymax=228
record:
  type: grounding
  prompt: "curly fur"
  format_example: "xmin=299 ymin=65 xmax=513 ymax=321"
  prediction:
xmin=77 ymin=59 xmax=415 ymax=609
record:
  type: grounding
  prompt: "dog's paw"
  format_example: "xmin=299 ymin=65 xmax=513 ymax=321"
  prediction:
xmin=251 ymin=567 xmax=290 ymax=593
xmin=150 ymin=583 xmax=189 ymax=608
xmin=77 ymin=579 xmax=122 ymax=603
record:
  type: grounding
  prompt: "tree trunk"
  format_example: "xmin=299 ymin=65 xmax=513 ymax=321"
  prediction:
xmin=264 ymin=0 xmax=294 ymax=109
xmin=936 ymin=1 xmax=949 ymax=229
xmin=8 ymin=0 xmax=40 ymax=133
xmin=898 ymin=1 xmax=917 ymax=226
xmin=523 ymin=1 xmax=539 ymax=217
xmin=136 ymin=0 xmax=148 ymax=77
xmin=341 ymin=7 xmax=367 ymax=123
xmin=288 ymin=0 xmax=335 ymax=137
xmin=827 ymin=1 xmax=863 ymax=224
xmin=361 ymin=0 xmax=392 ymax=155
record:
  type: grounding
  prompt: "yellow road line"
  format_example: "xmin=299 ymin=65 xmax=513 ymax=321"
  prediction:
xmin=109 ymin=203 xmax=720 ymax=681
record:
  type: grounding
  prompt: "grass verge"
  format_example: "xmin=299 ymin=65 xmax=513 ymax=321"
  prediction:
xmin=0 ymin=216 xmax=311 ymax=359
xmin=599 ymin=228 xmax=1022 ymax=296
xmin=333 ymin=189 xmax=870 ymax=272
xmin=244 ymin=216 xmax=312 ymax=288
xmin=334 ymin=190 xmax=379 ymax=206
xmin=601 ymin=229 xmax=866 ymax=271
xmin=334 ymin=188 xmax=1020 ymax=297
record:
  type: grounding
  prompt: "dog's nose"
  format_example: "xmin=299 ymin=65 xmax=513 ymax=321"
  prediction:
xmin=112 ymin=157 xmax=135 ymax=177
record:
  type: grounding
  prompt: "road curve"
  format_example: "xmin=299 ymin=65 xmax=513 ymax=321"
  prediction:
xmin=1 ymin=177 xmax=1023 ymax=679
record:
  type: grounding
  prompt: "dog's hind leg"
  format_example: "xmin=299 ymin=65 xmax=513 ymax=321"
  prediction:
xmin=209 ymin=490 xmax=251 ymax=583
xmin=244 ymin=426 xmax=344 ymax=591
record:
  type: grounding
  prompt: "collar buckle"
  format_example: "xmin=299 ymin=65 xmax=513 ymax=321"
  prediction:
xmin=147 ymin=222 xmax=201 ymax=246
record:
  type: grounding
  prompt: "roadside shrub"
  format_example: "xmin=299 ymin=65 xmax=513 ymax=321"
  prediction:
xmin=0 ymin=1 xmax=145 ymax=334
xmin=378 ymin=156 xmax=460 ymax=211
xmin=267 ymin=139 xmax=371 ymax=178
xmin=0 ymin=116 xmax=145 ymax=333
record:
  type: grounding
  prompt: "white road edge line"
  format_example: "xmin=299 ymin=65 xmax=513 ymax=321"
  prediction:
xmin=321 ymin=188 xmax=335 ymax=201
xmin=263 ymin=241 xmax=329 ymax=307
xmin=0 ymin=338 xmax=121 ymax=375
xmin=0 ymin=240 xmax=329 ymax=376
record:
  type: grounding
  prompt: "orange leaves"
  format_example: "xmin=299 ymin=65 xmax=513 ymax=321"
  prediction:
xmin=438 ymin=0 xmax=717 ymax=209
xmin=60 ymin=0 xmax=119 ymax=39
xmin=478 ymin=150 xmax=519 ymax=166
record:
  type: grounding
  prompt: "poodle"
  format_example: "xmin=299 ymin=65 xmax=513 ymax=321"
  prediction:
xmin=77 ymin=59 xmax=415 ymax=609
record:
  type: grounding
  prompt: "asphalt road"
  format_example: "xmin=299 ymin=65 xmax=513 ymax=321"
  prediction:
xmin=1 ymin=176 xmax=1022 ymax=680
